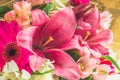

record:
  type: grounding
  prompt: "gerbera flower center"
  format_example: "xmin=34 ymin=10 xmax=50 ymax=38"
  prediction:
xmin=8 ymin=48 xmax=17 ymax=56
xmin=2 ymin=42 xmax=20 ymax=61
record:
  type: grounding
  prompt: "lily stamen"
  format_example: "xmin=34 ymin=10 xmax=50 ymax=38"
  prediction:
xmin=83 ymin=31 xmax=91 ymax=41
xmin=42 ymin=36 xmax=54 ymax=47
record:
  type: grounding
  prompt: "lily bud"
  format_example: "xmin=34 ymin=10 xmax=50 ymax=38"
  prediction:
xmin=74 ymin=4 xmax=100 ymax=32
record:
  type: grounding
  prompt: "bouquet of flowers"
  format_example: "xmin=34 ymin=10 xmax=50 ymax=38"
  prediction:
xmin=0 ymin=0 xmax=120 ymax=80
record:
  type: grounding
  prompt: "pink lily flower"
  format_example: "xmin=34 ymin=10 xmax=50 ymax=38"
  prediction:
xmin=61 ymin=29 xmax=113 ymax=58
xmin=70 ymin=0 xmax=90 ymax=6
xmin=17 ymin=8 xmax=82 ymax=80
xmin=31 ymin=9 xmax=49 ymax=27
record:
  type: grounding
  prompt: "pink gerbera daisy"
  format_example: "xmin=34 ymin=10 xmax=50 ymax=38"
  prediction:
xmin=0 ymin=21 xmax=32 ymax=73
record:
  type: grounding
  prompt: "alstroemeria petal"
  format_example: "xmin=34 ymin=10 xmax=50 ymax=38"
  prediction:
xmin=31 ymin=9 xmax=49 ymax=28
xmin=29 ymin=55 xmax=46 ymax=71
xmin=41 ymin=7 xmax=77 ymax=47
xmin=44 ymin=49 xmax=82 ymax=80
xmin=87 ymin=30 xmax=113 ymax=46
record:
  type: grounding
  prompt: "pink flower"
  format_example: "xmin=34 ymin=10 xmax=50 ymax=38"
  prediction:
xmin=17 ymin=8 xmax=82 ymax=80
xmin=74 ymin=4 xmax=100 ymax=33
xmin=92 ymin=64 xmax=113 ymax=80
xmin=61 ymin=30 xmax=113 ymax=58
xmin=0 ymin=21 xmax=32 ymax=73
xmin=77 ymin=56 xmax=97 ymax=79
xmin=4 ymin=11 xmax=16 ymax=22
xmin=4 ymin=1 xmax=49 ymax=29
xmin=4 ymin=1 xmax=32 ymax=29
xmin=100 ymin=11 xmax=112 ymax=29
xmin=70 ymin=0 xmax=90 ymax=6
xmin=92 ymin=58 xmax=114 ymax=80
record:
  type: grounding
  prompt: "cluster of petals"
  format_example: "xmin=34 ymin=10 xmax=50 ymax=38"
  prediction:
xmin=0 ymin=0 xmax=114 ymax=80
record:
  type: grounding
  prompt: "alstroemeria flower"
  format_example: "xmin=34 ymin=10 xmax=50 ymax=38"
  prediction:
xmin=92 ymin=64 xmax=113 ymax=80
xmin=74 ymin=4 xmax=100 ymax=33
xmin=4 ymin=1 xmax=49 ymax=29
xmin=77 ymin=56 xmax=97 ymax=79
xmin=100 ymin=11 xmax=112 ymax=29
xmin=61 ymin=29 xmax=113 ymax=58
xmin=0 ymin=21 xmax=32 ymax=73
xmin=4 ymin=1 xmax=32 ymax=29
xmin=17 ymin=8 xmax=82 ymax=80
xmin=70 ymin=0 xmax=90 ymax=6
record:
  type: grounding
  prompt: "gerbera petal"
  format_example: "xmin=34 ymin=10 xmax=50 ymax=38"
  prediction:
xmin=15 ymin=48 xmax=32 ymax=73
xmin=44 ymin=49 xmax=82 ymax=80
xmin=41 ymin=7 xmax=77 ymax=47
xmin=9 ymin=21 xmax=20 ymax=41
xmin=31 ymin=9 xmax=49 ymax=28
xmin=0 ymin=21 xmax=10 ymax=44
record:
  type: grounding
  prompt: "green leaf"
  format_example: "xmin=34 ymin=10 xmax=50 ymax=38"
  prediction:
xmin=0 ymin=6 xmax=11 ymax=14
xmin=32 ymin=69 xmax=53 ymax=75
xmin=79 ymin=75 xmax=93 ymax=80
xmin=59 ymin=77 xmax=66 ymax=80
xmin=66 ymin=49 xmax=81 ymax=61
xmin=101 ymin=56 xmax=120 ymax=71
xmin=43 ymin=3 xmax=55 ymax=15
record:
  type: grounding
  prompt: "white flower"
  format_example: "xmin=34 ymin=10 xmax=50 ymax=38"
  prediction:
xmin=106 ymin=74 xmax=120 ymax=80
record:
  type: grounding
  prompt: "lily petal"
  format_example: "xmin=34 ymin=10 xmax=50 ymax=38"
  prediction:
xmin=60 ymin=35 xmax=90 ymax=57
xmin=17 ymin=26 xmax=41 ymax=55
xmin=87 ymin=30 xmax=113 ymax=46
xmin=85 ymin=8 xmax=100 ymax=32
xmin=31 ymin=9 xmax=49 ymax=28
xmin=29 ymin=55 xmax=46 ymax=71
xmin=41 ymin=7 xmax=77 ymax=47
xmin=44 ymin=49 xmax=82 ymax=80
